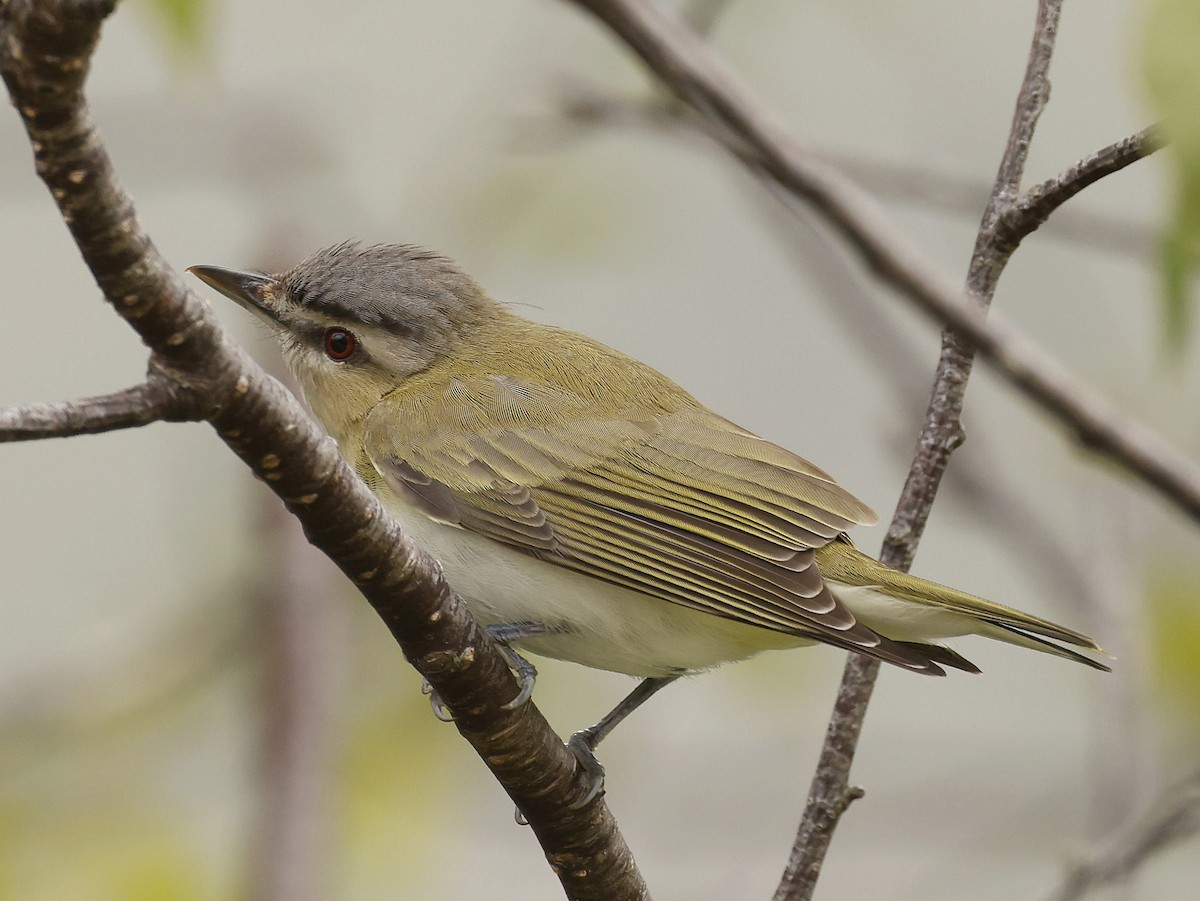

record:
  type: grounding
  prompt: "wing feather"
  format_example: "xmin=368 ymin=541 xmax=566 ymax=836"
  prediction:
xmin=534 ymin=487 xmax=833 ymax=612
xmin=362 ymin=375 xmax=940 ymax=670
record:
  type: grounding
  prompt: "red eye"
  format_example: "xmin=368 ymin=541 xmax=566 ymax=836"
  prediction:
xmin=323 ymin=327 xmax=357 ymax=361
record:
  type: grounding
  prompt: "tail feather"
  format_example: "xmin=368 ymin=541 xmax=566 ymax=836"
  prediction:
xmin=975 ymin=621 xmax=1112 ymax=672
xmin=799 ymin=624 xmax=951 ymax=676
xmin=895 ymin=641 xmax=982 ymax=674
xmin=815 ymin=538 xmax=1111 ymax=671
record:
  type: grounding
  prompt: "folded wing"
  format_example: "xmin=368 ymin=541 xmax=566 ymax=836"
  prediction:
xmin=365 ymin=372 xmax=950 ymax=674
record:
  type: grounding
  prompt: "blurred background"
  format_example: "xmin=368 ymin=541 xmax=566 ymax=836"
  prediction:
xmin=2 ymin=0 xmax=1199 ymax=898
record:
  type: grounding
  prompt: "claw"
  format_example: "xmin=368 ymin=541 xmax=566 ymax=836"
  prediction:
xmin=419 ymin=625 xmax=546 ymax=724
xmin=484 ymin=624 xmax=544 ymax=710
xmin=566 ymin=728 xmax=607 ymax=808
xmin=559 ymin=676 xmax=678 ymax=807
xmin=419 ymin=678 xmax=455 ymax=721
xmin=430 ymin=697 xmax=454 ymax=722
xmin=429 ymin=691 xmax=455 ymax=723
xmin=497 ymin=645 xmax=538 ymax=710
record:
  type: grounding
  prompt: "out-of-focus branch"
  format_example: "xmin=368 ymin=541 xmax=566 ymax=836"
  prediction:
xmin=251 ymin=485 xmax=348 ymax=901
xmin=0 ymin=369 xmax=203 ymax=441
xmin=0 ymin=586 xmax=252 ymax=765
xmin=546 ymin=78 xmax=1157 ymax=260
xmin=0 ymin=3 xmax=646 ymax=897
xmin=561 ymin=0 xmax=1199 ymax=527
xmin=1043 ymin=771 xmax=1200 ymax=901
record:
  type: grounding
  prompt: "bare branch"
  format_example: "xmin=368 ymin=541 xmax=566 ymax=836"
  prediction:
xmin=884 ymin=0 xmax=1066 ymax=571
xmin=771 ymin=653 xmax=873 ymax=901
xmin=991 ymin=0 xmax=1061 ymax=204
xmin=790 ymin=3 xmax=1065 ymax=894
xmin=561 ymin=1 xmax=1193 ymax=518
xmin=1007 ymin=126 xmax=1164 ymax=243
xmin=0 ymin=370 xmax=202 ymax=442
xmin=0 ymin=3 xmax=648 ymax=897
xmin=787 ymin=5 xmax=1067 ymax=895
xmin=546 ymin=79 xmax=1157 ymax=260
xmin=1043 ymin=772 xmax=1200 ymax=901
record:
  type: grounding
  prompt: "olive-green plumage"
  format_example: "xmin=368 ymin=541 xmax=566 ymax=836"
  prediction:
xmin=190 ymin=242 xmax=1108 ymax=679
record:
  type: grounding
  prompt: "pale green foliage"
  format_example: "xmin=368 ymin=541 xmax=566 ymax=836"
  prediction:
xmin=1143 ymin=0 xmax=1200 ymax=354
xmin=1147 ymin=568 xmax=1200 ymax=733
xmin=138 ymin=0 xmax=208 ymax=60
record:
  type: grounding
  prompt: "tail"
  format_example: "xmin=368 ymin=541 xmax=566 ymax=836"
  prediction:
xmin=815 ymin=537 xmax=1111 ymax=673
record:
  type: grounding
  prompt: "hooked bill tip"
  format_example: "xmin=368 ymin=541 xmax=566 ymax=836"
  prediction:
xmin=188 ymin=264 xmax=283 ymax=324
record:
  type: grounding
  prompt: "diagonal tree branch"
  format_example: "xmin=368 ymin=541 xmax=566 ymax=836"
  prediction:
xmin=0 ymin=2 xmax=646 ymax=898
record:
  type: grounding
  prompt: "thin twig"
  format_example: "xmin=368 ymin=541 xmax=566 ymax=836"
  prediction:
xmin=785 ymin=3 xmax=1066 ymax=895
xmin=991 ymin=0 xmax=1061 ymax=204
xmin=0 ymin=372 xmax=202 ymax=442
xmin=785 ymin=5 xmax=1068 ymax=896
xmin=1007 ymin=125 xmax=1163 ymax=242
xmin=772 ymin=652 xmax=876 ymax=901
xmin=883 ymin=0 xmax=1066 ymax=573
xmin=1043 ymin=771 xmax=1200 ymax=901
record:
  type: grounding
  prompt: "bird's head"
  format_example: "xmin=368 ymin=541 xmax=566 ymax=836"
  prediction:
xmin=190 ymin=242 xmax=493 ymax=436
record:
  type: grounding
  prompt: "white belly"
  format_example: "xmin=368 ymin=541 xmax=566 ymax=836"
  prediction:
xmin=385 ymin=495 xmax=808 ymax=678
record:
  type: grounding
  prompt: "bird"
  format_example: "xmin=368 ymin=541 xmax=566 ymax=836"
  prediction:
xmin=190 ymin=242 xmax=1108 ymax=796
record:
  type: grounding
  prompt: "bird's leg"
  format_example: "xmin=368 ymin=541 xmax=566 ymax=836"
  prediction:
xmin=568 ymin=675 xmax=679 ymax=807
xmin=421 ymin=621 xmax=556 ymax=719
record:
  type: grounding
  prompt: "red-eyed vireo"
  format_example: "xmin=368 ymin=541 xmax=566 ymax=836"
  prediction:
xmin=191 ymin=243 xmax=1107 ymax=795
